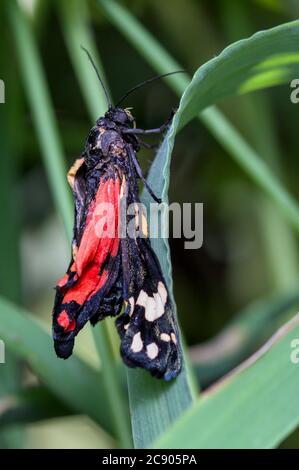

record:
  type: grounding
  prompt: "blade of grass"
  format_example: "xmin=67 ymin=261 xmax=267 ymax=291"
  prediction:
xmin=98 ymin=0 xmax=299 ymax=234
xmin=0 ymin=296 xmax=114 ymax=437
xmin=98 ymin=0 xmax=189 ymax=92
xmin=0 ymin=9 xmax=23 ymax=448
xmin=191 ymin=286 xmax=299 ymax=387
xmin=200 ymin=108 xmax=299 ymax=232
xmin=56 ymin=0 xmax=131 ymax=447
xmin=56 ymin=0 xmax=108 ymax=121
xmin=0 ymin=386 xmax=73 ymax=427
xmin=7 ymin=0 xmax=73 ymax=239
xmin=155 ymin=313 xmax=299 ymax=448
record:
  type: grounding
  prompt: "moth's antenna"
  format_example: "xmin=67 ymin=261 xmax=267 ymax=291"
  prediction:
xmin=116 ymin=70 xmax=186 ymax=107
xmin=81 ymin=46 xmax=112 ymax=109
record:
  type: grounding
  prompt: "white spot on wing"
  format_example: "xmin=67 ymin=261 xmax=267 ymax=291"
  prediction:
xmin=160 ymin=333 xmax=171 ymax=342
xmin=158 ymin=282 xmax=168 ymax=305
xmin=131 ymin=332 xmax=143 ymax=352
xmin=171 ymin=333 xmax=177 ymax=344
xmin=137 ymin=284 xmax=168 ymax=322
xmin=144 ymin=296 xmax=157 ymax=322
xmin=146 ymin=342 xmax=159 ymax=359
xmin=136 ymin=290 xmax=148 ymax=308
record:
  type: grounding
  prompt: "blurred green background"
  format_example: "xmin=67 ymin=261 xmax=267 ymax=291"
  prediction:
xmin=1 ymin=0 xmax=299 ymax=449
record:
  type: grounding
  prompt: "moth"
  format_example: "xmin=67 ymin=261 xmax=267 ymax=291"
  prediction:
xmin=52 ymin=49 xmax=183 ymax=380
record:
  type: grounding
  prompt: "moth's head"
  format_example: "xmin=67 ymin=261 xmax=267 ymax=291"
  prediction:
xmin=105 ymin=107 xmax=135 ymax=127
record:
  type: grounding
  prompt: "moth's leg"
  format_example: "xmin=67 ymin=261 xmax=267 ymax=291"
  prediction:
xmin=138 ymin=139 xmax=158 ymax=150
xmin=124 ymin=127 xmax=164 ymax=135
xmin=123 ymin=109 xmax=176 ymax=136
xmin=126 ymin=144 xmax=161 ymax=204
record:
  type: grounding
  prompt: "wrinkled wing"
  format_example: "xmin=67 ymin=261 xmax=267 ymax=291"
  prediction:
xmin=53 ymin=158 xmax=123 ymax=358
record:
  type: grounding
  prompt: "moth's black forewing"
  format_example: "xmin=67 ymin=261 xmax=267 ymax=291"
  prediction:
xmin=115 ymin=148 xmax=182 ymax=380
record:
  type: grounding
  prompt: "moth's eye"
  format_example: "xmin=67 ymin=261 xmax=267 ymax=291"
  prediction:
xmin=113 ymin=109 xmax=129 ymax=124
xmin=120 ymin=112 xmax=128 ymax=123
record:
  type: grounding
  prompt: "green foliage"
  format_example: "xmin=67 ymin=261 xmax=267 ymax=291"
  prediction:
xmin=156 ymin=314 xmax=299 ymax=449
xmin=0 ymin=296 xmax=114 ymax=436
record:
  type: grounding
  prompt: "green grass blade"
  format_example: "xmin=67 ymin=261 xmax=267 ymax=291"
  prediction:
xmin=191 ymin=287 xmax=299 ymax=387
xmin=170 ymin=20 xmax=299 ymax=129
xmin=0 ymin=7 xmax=24 ymax=447
xmin=7 ymin=0 xmax=73 ymax=238
xmin=98 ymin=0 xmax=299 ymax=233
xmin=0 ymin=386 xmax=73 ymax=427
xmin=57 ymin=0 xmax=108 ymax=121
xmin=98 ymin=0 xmax=189 ymax=94
xmin=200 ymin=107 xmax=299 ymax=232
xmin=0 ymin=296 xmax=114 ymax=437
xmin=126 ymin=368 xmax=193 ymax=449
xmin=91 ymin=326 xmax=132 ymax=447
xmin=0 ymin=58 xmax=21 ymax=304
xmin=155 ymin=313 xmax=299 ymax=448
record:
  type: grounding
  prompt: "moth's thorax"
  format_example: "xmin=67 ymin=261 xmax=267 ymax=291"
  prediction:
xmin=86 ymin=124 xmax=126 ymax=160
xmin=85 ymin=107 xmax=139 ymax=165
